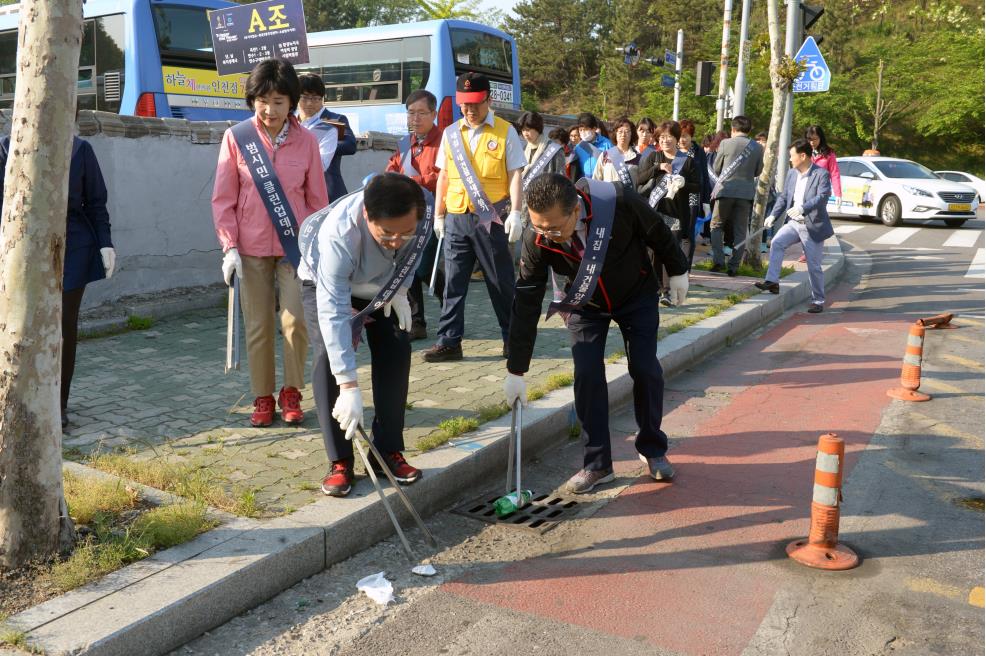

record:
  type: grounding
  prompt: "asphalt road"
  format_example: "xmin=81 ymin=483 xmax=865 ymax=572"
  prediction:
xmin=174 ymin=214 xmax=984 ymax=656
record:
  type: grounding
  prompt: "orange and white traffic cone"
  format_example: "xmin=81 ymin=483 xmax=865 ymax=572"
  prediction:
xmin=887 ymin=321 xmax=931 ymax=402
xmin=918 ymin=312 xmax=956 ymax=330
xmin=786 ymin=433 xmax=859 ymax=571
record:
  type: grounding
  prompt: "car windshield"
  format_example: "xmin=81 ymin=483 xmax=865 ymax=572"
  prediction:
xmin=873 ymin=160 xmax=938 ymax=180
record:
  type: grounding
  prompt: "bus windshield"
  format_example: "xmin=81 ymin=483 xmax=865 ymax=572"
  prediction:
xmin=152 ymin=4 xmax=215 ymax=65
xmin=449 ymin=28 xmax=512 ymax=77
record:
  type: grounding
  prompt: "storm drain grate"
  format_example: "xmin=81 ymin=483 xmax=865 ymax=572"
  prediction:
xmin=451 ymin=493 xmax=583 ymax=533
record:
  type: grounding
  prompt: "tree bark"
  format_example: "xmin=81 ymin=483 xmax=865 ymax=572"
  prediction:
xmin=744 ymin=0 xmax=788 ymax=270
xmin=871 ymin=58 xmax=884 ymax=150
xmin=0 ymin=0 xmax=82 ymax=569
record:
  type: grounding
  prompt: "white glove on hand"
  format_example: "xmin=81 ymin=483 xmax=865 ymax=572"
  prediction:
xmin=221 ymin=247 xmax=242 ymax=286
xmin=834 ymin=196 xmax=842 ymax=210
xmin=100 ymin=247 xmax=116 ymax=279
xmin=504 ymin=373 xmax=528 ymax=407
xmin=786 ymin=205 xmax=804 ymax=220
xmin=384 ymin=288 xmax=412 ymax=332
xmin=666 ymin=175 xmax=686 ymax=200
xmin=332 ymin=387 xmax=363 ymax=440
xmin=504 ymin=210 xmax=523 ymax=243
xmin=434 ymin=214 xmax=445 ymax=240
xmin=702 ymin=203 xmax=711 ymax=217
xmin=764 ymin=215 xmax=776 ymax=229
xmin=668 ymin=274 xmax=689 ymax=306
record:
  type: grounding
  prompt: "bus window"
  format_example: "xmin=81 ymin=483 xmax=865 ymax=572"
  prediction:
xmin=152 ymin=4 xmax=215 ymax=67
xmin=0 ymin=30 xmax=15 ymax=109
xmin=307 ymin=36 xmax=430 ymax=107
xmin=95 ymin=14 xmax=125 ymax=113
xmin=449 ymin=29 xmax=512 ymax=78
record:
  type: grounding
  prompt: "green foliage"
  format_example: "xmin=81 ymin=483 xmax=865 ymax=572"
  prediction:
xmin=414 ymin=0 xmax=479 ymax=19
xmin=302 ymin=0 xmax=418 ymax=30
xmin=125 ymin=314 xmax=154 ymax=330
xmin=63 ymin=471 xmax=139 ymax=525
xmin=131 ymin=503 xmax=212 ymax=550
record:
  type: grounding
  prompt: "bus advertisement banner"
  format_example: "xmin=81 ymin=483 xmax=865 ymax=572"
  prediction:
xmin=163 ymin=67 xmax=250 ymax=101
xmin=208 ymin=0 xmax=310 ymax=76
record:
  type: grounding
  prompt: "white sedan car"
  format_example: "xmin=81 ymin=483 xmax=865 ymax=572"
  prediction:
xmin=831 ymin=157 xmax=979 ymax=227
xmin=935 ymin=170 xmax=986 ymax=204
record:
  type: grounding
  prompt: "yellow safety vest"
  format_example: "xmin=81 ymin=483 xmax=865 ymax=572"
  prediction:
xmin=443 ymin=116 xmax=511 ymax=214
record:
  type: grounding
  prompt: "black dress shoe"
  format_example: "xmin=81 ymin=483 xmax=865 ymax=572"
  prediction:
xmin=807 ymin=303 xmax=824 ymax=314
xmin=410 ymin=324 xmax=427 ymax=341
xmin=755 ymin=280 xmax=780 ymax=294
xmin=423 ymin=343 xmax=463 ymax=362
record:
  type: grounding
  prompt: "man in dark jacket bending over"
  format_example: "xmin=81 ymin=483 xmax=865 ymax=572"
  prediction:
xmin=503 ymin=173 xmax=690 ymax=494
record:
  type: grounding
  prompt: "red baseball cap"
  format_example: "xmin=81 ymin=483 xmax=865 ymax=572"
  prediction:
xmin=456 ymin=72 xmax=490 ymax=104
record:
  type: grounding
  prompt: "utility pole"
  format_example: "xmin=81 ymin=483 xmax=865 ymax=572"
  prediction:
xmin=872 ymin=58 xmax=884 ymax=150
xmin=775 ymin=0 xmax=801 ymax=190
xmin=715 ymin=0 xmax=734 ymax=132
xmin=732 ymin=0 xmax=752 ymax=116
xmin=672 ymin=29 xmax=684 ymax=120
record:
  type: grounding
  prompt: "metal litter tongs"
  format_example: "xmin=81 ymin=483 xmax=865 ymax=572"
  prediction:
xmin=354 ymin=426 xmax=438 ymax=560
xmin=224 ymin=277 xmax=240 ymax=373
xmin=504 ymin=399 xmax=527 ymax=508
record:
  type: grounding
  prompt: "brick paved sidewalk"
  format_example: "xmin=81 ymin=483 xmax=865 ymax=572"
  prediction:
xmin=64 ymin=274 xmax=759 ymax=515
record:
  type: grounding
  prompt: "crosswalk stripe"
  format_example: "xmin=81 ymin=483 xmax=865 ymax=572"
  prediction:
xmin=965 ymin=248 xmax=985 ymax=279
xmin=943 ymin=230 xmax=983 ymax=248
xmin=873 ymin=227 xmax=921 ymax=245
xmin=834 ymin=225 xmax=864 ymax=235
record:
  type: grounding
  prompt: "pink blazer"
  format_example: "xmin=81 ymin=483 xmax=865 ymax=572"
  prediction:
xmin=811 ymin=149 xmax=841 ymax=197
xmin=212 ymin=115 xmax=328 ymax=258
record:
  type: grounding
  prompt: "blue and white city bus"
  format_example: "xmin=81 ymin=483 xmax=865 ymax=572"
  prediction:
xmin=301 ymin=20 xmax=521 ymax=135
xmin=0 ymin=0 xmax=252 ymax=121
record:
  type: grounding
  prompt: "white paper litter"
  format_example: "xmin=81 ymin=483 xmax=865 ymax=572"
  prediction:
xmin=412 ymin=564 xmax=437 ymax=577
xmin=356 ymin=572 xmax=394 ymax=605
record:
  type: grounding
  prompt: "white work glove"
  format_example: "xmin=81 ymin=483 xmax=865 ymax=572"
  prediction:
xmin=221 ymin=247 xmax=242 ymax=285
xmin=504 ymin=373 xmax=528 ymax=407
xmin=666 ymin=174 xmax=686 ymax=200
xmin=834 ymin=196 xmax=842 ymax=210
xmin=764 ymin=215 xmax=776 ymax=229
xmin=702 ymin=203 xmax=711 ymax=217
xmin=383 ymin=288 xmax=412 ymax=332
xmin=332 ymin=387 xmax=363 ymax=440
xmin=434 ymin=214 xmax=445 ymax=240
xmin=668 ymin=274 xmax=689 ymax=306
xmin=100 ymin=247 xmax=116 ymax=279
xmin=504 ymin=210 xmax=523 ymax=243
xmin=786 ymin=205 xmax=804 ymax=220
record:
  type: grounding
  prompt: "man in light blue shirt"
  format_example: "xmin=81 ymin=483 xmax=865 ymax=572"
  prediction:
xmin=298 ymin=173 xmax=428 ymax=497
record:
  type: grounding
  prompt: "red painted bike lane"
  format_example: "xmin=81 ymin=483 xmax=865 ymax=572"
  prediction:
xmin=443 ymin=298 xmax=909 ymax=655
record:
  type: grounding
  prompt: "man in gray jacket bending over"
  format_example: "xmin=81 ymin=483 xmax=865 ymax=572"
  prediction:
xmin=298 ymin=173 xmax=430 ymax=497
xmin=710 ymin=115 xmax=764 ymax=275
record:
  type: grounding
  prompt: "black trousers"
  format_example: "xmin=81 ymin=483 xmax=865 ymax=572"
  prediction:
xmin=408 ymin=233 xmax=445 ymax=328
xmin=62 ymin=286 xmax=85 ymax=411
xmin=567 ymin=291 xmax=669 ymax=471
xmin=301 ymin=283 xmax=411 ymax=463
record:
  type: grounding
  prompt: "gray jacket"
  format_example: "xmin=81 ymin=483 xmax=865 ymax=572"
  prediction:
xmin=713 ymin=135 xmax=764 ymax=200
xmin=770 ymin=164 xmax=834 ymax=243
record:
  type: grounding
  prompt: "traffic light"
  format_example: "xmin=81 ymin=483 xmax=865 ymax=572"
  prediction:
xmin=802 ymin=4 xmax=824 ymax=46
xmin=695 ymin=61 xmax=714 ymax=96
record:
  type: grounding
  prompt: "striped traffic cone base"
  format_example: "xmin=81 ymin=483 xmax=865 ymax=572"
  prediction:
xmin=887 ymin=387 xmax=931 ymax=402
xmin=786 ymin=539 xmax=859 ymax=571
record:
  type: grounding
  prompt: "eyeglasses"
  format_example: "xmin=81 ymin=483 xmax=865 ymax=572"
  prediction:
xmin=299 ymin=94 xmax=323 ymax=103
xmin=406 ymin=111 xmax=434 ymax=118
xmin=530 ymin=225 xmax=565 ymax=238
xmin=377 ymin=233 xmax=416 ymax=243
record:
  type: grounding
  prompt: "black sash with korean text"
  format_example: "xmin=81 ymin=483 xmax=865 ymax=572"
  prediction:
xmin=604 ymin=146 xmax=635 ymax=191
xmin=711 ymin=138 xmax=757 ymax=200
xmin=231 ymin=119 xmax=302 ymax=269
xmin=546 ymin=179 xmax=617 ymax=320
xmin=445 ymin=123 xmax=505 ymax=231
xmin=647 ymin=151 xmax=688 ymax=208
xmin=522 ymin=142 xmax=563 ymax=189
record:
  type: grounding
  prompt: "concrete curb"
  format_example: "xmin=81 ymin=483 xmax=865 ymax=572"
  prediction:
xmin=8 ymin=238 xmax=846 ymax=655
xmin=79 ymin=286 xmax=227 ymax=337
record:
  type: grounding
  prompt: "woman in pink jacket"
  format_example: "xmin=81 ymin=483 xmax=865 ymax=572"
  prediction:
xmin=212 ymin=59 xmax=328 ymax=427
xmin=805 ymin=125 xmax=842 ymax=207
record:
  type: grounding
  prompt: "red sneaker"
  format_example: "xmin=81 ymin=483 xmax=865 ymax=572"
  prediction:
xmin=278 ymin=386 xmax=304 ymax=425
xmin=250 ymin=395 xmax=276 ymax=427
xmin=321 ymin=459 xmax=354 ymax=497
xmin=371 ymin=451 xmax=422 ymax=485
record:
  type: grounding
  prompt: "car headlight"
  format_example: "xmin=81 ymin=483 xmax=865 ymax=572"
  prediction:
xmin=902 ymin=185 xmax=933 ymax=198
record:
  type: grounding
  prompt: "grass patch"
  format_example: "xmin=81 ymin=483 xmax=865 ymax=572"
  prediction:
xmin=437 ymin=416 xmax=480 ymax=438
xmin=477 ymin=401 xmax=510 ymax=423
xmin=569 ymin=422 xmax=581 ymax=439
xmin=693 ymin=259 xmax=796 ymax=279
xmin=527 ymin=371 xmax=575 ymax=402
xmin=80 ymin=314 xmax=156 ymax=340
xmin=0 ymin=627 xmax=29 ymax=649
xmin=125 ymin=314 xmax=154 ymax=330
xmin=88 ymin=452 xmax=265 ymax=517
xmin=132 ymin=503 xmax=213 ymax=550
xmin=607 ymin=351 xmax=625 ymax=363
xmin=296 ymin=481 xmax=319 ymax=492
xmin=63 ymin=470 xmax=139 ymax=525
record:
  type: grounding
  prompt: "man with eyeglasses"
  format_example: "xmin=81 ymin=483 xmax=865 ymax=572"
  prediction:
xmin=297 ymin=73 xmax=357 ymax=202
xmin=503 ymin=173 xmax=689 ymax=494
xmin=298 ymin=173 xmax=429 ymax=497
xmin=385 ymin=89 xmax=444 ymax=341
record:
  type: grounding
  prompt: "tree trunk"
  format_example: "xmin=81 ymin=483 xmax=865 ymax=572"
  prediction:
xmin=744 ymin=0 xmax=787 ymax=270
xmin=0 ymin=0 xmax=82 ymax=569
xmin=871 ymin=58 xmax=884 ymax=150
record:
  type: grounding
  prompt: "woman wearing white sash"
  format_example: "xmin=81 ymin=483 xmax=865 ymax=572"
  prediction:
xmin=592 ymin=116 xmax=639 ymax=186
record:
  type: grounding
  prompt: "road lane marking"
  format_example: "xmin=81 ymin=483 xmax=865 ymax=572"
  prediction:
xmin=906 ymin=578 xmax=984 ymax=608
xmin=940 ymin=353 xmax=984 ymax=371
xmin=920 ymin=378 xmax=964 ymax=394
xmin=970 ymin=587 xmax=985 ymax=608
xmin=873 ymin=227 xmax=922 ymax=245
xmin=834 ymin=225 xmax=864 ymax=235
xmin=944 ymin=230 xmax=983 ymax=248
xmin=964 ymin=248 xmax=984 ymax=278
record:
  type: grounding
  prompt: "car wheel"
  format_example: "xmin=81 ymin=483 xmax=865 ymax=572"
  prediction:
xmin=944 ymin=218 xmax=967 ymax=228
xmin=878 ymin=195 xmax=902 ymax=227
